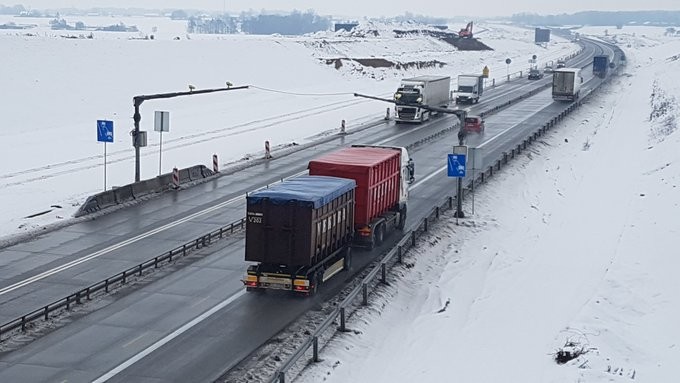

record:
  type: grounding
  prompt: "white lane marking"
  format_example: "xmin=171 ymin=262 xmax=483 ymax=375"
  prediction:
xmin=92 ymin=289 xmax=247 ymax=383
xmin=375 ymin=125 xmax=423 ymax=145
xmin=478 ymin=98 xmax=554 ymax=149
xmin=410 ymin=165 xmax=447 ymax=190
xmin=0 ymin=193 xmax=243 ymax=296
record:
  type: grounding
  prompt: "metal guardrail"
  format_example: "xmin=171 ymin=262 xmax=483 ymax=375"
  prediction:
xmin=265 ymin=44 xmax=624 ymax=383
xmin=0 ymin=217 xmax=246 ymax=342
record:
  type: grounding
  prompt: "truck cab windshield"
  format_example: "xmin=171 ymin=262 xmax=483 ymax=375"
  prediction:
xmin=458 ymin=86 xmax=474 ymax=93
xmin=395 ymin=87 xmax=422 ymax=104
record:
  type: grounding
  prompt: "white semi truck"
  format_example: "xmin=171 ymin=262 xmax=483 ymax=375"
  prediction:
xmin=393 ymin=75 xmax=450 ymax=123
xmin=455 ymin=74 xmax=484 ymax=104
xmin=552 ymin=68 xmax=583 ymax=101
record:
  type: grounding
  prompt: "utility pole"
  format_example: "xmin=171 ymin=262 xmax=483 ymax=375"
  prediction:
xmin=454 ymin=110 xmax=467 ymax=219
xmin=131 ymin=84 xmax=248 ymax=182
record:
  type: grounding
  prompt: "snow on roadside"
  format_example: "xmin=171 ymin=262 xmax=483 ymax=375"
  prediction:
xmin=295 ymin=33 xmax=680 ymax=383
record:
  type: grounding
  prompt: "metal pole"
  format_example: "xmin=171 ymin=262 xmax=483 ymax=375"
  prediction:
xmin=454 ymin=113 xmax=466 ymax=220
xmin=455 ymin=179 xmax=464 ymax=221
xmin=159 ymin=130 xmax=163 ymax=175
xmin=472 ymin=167 xmax=475 ymax=215
xmin=472 ymin=150 xmax=475 ymax=216
xmin=133 ymin=99 xmax=142 ymax=182
xmin=103 ymin=142 xmax=107 ymax=191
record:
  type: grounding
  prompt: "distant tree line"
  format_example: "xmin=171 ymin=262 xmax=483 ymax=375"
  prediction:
xmin=188 ymin=17 xmax=237 ymax=34
xmin=393 ymin=12 xmax=449 ymax=26
xmin=512 ymin=11 xmax=680 ymax=26
xmin=0 ymin=4 xmax=27 ymax=15
xmin=241 ymin=10 xmax=331 ymax=35
xmin=187 ymin=9 xmax=331 ymax=35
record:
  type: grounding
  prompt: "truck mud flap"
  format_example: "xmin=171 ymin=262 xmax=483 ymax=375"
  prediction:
xmin=322 ymin=258 xmax=345 ymax=282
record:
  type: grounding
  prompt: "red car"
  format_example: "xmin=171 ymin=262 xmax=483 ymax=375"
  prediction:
xmin=464 ymin=115 xmax=485 ymax=133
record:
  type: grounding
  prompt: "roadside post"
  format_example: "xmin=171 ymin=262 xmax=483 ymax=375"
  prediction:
xmin=469 ymin=147 xmax=483 ymax=215
xmin=505 ymin=58 xmax=512 ymax=82
xmin=96 ymin=119 xmax=114 ymax=191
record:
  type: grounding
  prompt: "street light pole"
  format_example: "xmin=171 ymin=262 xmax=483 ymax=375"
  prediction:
xmin=131 ymin=84 xmax=248 ymax=183
xmin=133 ymin=97 xmax=143 ymax=182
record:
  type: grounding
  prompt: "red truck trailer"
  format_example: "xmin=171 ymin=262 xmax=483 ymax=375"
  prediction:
xmin=308 ymin=145 xmax=413 ymax=249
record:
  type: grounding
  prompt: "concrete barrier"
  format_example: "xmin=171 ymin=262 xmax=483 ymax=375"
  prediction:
xmin=157 ymin=173 xmax=173 ymax=190
xmin=131 ymin=178 xmax=161 ymax=198
xmin=76 ymin=196 xmax=100 ymax=217
xmin=113 ymin=185 xmax=135 ymax=204
xmin=179 ymin=168 xmax=191 ymax=184
xmin=96 ymin=190 xmax=117 ymax=211
xmin=201 ymin=166 xmax=215 ymax=178
xmin=188 ymin=165 xmax=203 ymax=181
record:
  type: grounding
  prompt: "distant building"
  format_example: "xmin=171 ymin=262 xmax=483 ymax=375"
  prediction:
xmin=334 ymin=22 xmax=358 ymax=32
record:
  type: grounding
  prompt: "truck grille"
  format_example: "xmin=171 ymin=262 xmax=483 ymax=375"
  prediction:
xmin=397 ymin=107 xmax=417 ymax=120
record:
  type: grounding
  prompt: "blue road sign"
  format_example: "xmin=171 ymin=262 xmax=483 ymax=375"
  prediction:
xmin=447 ymin=154 xmax=466 ymax=177
xmin=97 ymin=120 xmax=114 ymax=143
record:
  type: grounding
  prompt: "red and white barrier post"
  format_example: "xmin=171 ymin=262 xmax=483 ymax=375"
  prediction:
xmin=172 ymin=167 xmax=180 ymax=188
xmin=212 ymin=154 xmax=219 ymax=173
xmin=264 ymin=140 xmax=272 ymax=159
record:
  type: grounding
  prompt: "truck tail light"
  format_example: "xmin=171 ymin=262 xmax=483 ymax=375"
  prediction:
xmin=358 ymin=227 xmax=372 ymax=237
xmin=244 ymin=275 xmax=259 ymax=287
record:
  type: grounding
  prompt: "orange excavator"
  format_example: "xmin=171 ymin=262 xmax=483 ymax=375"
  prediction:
xmin=458 ymin=21 xmax=473 ymax=38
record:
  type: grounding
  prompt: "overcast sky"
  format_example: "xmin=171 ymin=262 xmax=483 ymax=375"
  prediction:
xmin=19 ymin=0 xmax=680 ymax=18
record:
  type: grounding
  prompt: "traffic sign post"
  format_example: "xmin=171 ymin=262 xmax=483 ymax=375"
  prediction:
xmin=505 ymin=58 xmax=512 ymax=81
xmin=469 ymin=147 xmax=484 ymax=216
xmin=97 ymin=120 xmax=114 ymax=191
xmin=448 ymin=145 xmax=468 ymax=222
xmin=154 ymin=111 xmax=170 ymax=175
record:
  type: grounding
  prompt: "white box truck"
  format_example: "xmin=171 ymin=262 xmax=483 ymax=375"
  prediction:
xmin=393 ymin=75 xmax=450 ymax=123
xmin=552 ymin=68 xmax=583 ymax=101
xmin=455 ymin=74 xmax=484 ymax=104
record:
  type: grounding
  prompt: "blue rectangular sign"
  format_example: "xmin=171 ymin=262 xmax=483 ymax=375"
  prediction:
xmin=447 ymin=154 xmax=466 ymax=178
xmin=97 ymin=120 xmax=114 ymax=143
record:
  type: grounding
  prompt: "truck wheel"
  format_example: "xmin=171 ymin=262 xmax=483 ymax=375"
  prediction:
xmin=397 ymin=207 xmax=407 ymax=230
xmin=343 ymin=248 xmax=352 ymax=271
xmin=375 ymin=224 xmax=385 ymax=246
xmin=309 ymin=272 xmax=322 ymax=296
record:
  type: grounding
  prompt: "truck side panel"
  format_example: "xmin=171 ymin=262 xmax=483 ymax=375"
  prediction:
xmin=309 ymin=147 xmax=401 ymax=226
xmin=426 ymin=77 xmax=451 ymax=107
xmin=245 ymin=176 xmax=355 ymax=266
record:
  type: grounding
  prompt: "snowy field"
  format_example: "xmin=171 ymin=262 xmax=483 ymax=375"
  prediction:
xmin=295 ymin=26 xmax=680 ymax=383
xmin=0 ymin=16 xmax=578 ymax=242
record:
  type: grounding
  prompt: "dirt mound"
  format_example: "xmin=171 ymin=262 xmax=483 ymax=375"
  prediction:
xmin=324 ymin=58 xmax=446 ymax=70
xmin=393 ymin=29 xmax=493 ymax=51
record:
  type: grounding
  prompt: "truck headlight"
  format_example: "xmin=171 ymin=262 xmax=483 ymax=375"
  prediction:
xmin=394 ymin=93 xmax=401 ymax=100
xmin=416 ymin=97 xmax=422 ymax=103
